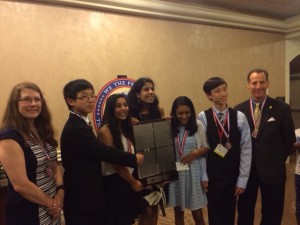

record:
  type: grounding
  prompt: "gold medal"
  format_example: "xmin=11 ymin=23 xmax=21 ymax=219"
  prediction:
xmin=252 ymin=130 xmax=257 ymax=138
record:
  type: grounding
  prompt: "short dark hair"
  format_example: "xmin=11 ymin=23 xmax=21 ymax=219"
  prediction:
xmin=247 ymin=68 xmax=269 ymax=82
xmin=63 ymin=79 xmax=94 ymax=110
xmin=203 ymin=77 xmax=227 ymax=94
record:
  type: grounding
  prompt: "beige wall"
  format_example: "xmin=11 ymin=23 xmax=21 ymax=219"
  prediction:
xmin=0 ymin=1 xmax=286 ymax=142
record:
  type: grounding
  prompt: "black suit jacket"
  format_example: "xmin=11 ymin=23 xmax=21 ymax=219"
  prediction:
xmin=235 ymin=96 xmax=295 ymax=185
xmin=61 ymin=113 xmax=137 ymax=214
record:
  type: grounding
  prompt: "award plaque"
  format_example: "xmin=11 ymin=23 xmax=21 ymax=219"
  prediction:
xmin=134 ymin=119 xmax=178 ymax=186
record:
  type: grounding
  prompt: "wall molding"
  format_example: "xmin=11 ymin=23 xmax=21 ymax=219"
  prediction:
xmin=26 ymin=0 xmax=300 ymax=38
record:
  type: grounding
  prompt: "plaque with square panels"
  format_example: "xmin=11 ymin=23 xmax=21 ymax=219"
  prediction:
xmin=134 ymin=119 xmax=178 ymax=186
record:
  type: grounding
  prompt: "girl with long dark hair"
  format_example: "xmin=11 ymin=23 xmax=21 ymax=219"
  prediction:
xmin=98 ymin=93 xmax=143 ymax=225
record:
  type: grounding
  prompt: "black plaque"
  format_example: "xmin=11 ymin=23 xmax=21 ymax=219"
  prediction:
xmin=134 ymin=119 xmax=178 ymax=186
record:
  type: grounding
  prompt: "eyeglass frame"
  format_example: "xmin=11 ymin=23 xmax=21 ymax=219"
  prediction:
xmin=75 ymin=94 xmax=96 ymax=101
xmin=18 ymin=97 xmax=43 ymax=105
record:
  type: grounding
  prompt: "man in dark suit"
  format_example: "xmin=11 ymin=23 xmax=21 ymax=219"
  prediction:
xmin=235 ymin=68 xmax=295 ymax=225
xmin=60 ymin=79 xmax=144 ymax=225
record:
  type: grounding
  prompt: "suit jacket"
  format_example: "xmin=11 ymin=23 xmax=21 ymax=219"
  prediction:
xmin=61 ymin=113 xmax=137 ymax=214
xmin=235 ymin=96 xmax=295 ymax=185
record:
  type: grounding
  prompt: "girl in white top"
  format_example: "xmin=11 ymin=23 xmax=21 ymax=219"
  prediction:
xmin=98 ymin=94 xmax=143 ymax=225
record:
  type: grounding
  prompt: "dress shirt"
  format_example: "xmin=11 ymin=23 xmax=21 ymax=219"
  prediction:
xmin=198 ymin=107 xmax=252 ymax=189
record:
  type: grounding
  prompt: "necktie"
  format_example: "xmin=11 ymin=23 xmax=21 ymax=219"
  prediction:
xmin=218 ymin=112 xmax=224 ymax=124
xmin=254 ymin=103 xmax=261 ymax=122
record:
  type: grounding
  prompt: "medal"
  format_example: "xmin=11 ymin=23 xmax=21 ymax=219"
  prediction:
xmin=45 ymin=166 xmax=53 ymax=177
xmin=251 ymin=130 xmax=257 ymax=138
xmin=224 ymin=141 xmax=232 ymax=149
xmin=249 ymin=98 xmax=266 ymax=138
xmin=213 ymin=108 xmax=231 ymax=151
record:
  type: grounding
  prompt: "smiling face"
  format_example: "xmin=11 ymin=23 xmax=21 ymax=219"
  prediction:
xmin=247 ymin=72 xmax=269 ymax=102
xmin=206 ymin=83 xmax=228 ymax=110
xmin=18 ymin=88 xmax=42 ymax=121
xmin=176 ymin=105 xmax=192 ymax=126
xmin=136 ymin=81 xmax=155 ymax=104
xmin=114 ymin=97 xmax=129 ymax=121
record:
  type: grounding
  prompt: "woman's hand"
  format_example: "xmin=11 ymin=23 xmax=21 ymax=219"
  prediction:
xmin=48 ymin=200 xmax=61 ymax=218
xmin=180 ymin=147 xmax=208 ymax=165
xmin=201 ymin=181 xmax=208 ymax=192
xmin=131 ymin=180 xmax=144 ymax=192
xmin=48 ymin=189 xmax=64 ymax=218
xmin=162 ymin=115 xmax=172 ymax=120
xmin=131 ymin=117 xmax=139 ymax=125
xmin=180 ymin=149 xmax=198 ymax=164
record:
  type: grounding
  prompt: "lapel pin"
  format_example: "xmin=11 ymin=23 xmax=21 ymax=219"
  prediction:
xmin=269 ymin=106 xmax=272 ymax=109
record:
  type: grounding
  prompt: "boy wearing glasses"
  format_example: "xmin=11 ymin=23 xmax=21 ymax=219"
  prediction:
xmin=60 ymin=79 xmax=144 ymax=225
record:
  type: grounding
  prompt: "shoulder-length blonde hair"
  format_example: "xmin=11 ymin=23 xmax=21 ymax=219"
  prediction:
xmin=1 ymin=82 xmax=57 ymax=147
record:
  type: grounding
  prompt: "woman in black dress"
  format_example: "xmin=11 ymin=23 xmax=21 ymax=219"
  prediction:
xmin=0 ymin=82 xmax=64 ymax=225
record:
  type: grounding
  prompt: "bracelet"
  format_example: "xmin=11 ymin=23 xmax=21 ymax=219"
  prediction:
xmin=56 ymin=185 xmax=65 ymax=192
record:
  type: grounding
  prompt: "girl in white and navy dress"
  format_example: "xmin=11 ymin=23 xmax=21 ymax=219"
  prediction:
xmin=168 ymin=96 xmax=209 ymax=225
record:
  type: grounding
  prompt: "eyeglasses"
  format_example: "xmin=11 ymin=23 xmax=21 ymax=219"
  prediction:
xmin=76 ymin=95 xmax=96 ymax=101
xmin=19 ymin=97 xmax=42 ymax=105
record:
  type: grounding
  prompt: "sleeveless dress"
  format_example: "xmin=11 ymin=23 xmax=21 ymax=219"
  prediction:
xmin=168 ymin=124 xmax=208 ymax=211
xmin=0 ymin=128 xmax=60 ymax=225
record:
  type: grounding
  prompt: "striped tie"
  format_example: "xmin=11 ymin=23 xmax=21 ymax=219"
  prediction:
xmin=218 ymin=112 xmax=224 ymax=124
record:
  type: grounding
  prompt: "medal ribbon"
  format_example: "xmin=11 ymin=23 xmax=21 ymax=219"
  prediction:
xmin=70 ymin=111 xmax=90 ymax=125
xmin=30 ymin=133 xmax=53 ymax=177
xmin=176 ymin=130 xmax=189 ymax=156
xmin=30 ymin=133 xmax=51 ymax=160
xmin=212 ymin=109 xmax=230 ymax=143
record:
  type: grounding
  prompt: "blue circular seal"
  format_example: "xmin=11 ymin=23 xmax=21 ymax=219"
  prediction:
xmin=93 ymin=77 xmax=135 ymax=129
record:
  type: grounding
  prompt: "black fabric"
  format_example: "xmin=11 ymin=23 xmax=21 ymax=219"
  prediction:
xmin=204 ymin=108 xmax=241 ymax=225
xmin=61 ymin=113 xmax=137 ymax=217
xmin=237 ymin=163 xmax=285 ymax=225
xmin=235 ymin=96 xmax=295 ymax=185
xmin=63 ymin=210 xmax=103 ymax=225
xmin=204 ymin=108 xmax=241 ymax=188
xmin=0 ymin=128 xmax=39 ymax=225
xmin=235 ymin=96 xmax=295 ymax=225
xmin=207 ymin=180 xmax=237 ymax=225
xmin=103 ymin=174 xmax=139 ymax=225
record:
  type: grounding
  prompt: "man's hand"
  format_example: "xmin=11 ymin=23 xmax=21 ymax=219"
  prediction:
xmin=235 ymin=186 xmax=245 ymax=196
xmin=136 ymin=153 xmax=144 ymax=166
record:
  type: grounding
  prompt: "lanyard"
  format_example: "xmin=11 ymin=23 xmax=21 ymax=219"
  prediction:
xmin=212 ymin=109 xmax=230 ymax=143
xmin=176 ymin=130 xmax=188 ymax=156
xmin=70 ymin=111 xmax=90 ymax=125
xmin=29 ymin=133 xmax=51 ymax=160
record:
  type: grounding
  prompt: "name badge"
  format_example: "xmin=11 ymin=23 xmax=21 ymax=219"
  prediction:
xmin=176 ymin=162 xmax=189 ymax=171
xmin=213 ymin=144 xmax=228 ymax=158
